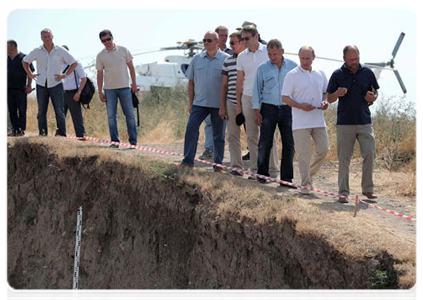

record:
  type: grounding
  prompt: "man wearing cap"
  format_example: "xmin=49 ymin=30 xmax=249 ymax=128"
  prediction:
xmin=181 ymin=31 xmax=230 ymax=171
xmin=253 ymin=39 xmax=297 ymax=186
xmin=23 ymin=28 xmax=77 ymax=137
xmin=219 ymin=30 xmax=246 ymax=176
xmin=236 ymin=25 xmax=279 ymax=178
xmin=282 ymin=46 xmax=329 ymax=194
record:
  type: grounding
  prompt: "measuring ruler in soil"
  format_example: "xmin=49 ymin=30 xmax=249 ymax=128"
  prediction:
xmin=73 ymin=206 xmax=83 ymax=289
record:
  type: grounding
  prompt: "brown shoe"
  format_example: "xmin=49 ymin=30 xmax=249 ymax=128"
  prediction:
xmin=337 ymin=196 xmax=348 ymax=203
xmin=362 ymin=192 xmax=378 ymax=199
xmin=214 ymin=167 xmax=225 ymax=174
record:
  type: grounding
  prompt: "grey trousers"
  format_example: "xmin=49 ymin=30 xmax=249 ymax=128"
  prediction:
xmin=337 ymin=124 xmax=376 ymax=196
xmin=64 ymin=90 xmax=86 ymax=138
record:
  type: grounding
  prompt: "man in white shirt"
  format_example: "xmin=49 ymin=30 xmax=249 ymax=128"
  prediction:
xmin=282 ymin=46 xmax=330 ymax=194
xmin=62 ymin=45 xmax=87 ymax=139
xmin=23 ymin=28 xmax=77 ymax=136
xmin=236 ymin=25 xmax=279 ymax=177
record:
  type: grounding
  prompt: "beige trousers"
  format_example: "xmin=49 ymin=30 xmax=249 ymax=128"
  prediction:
xmin=226 ymin=100 xmax=243 ymax=170
xmin=336 ymin=124 xmax=376 ymax=195
xmin=293 ymin=127 xmax=329 ymax=186
xmin=242 ymin=94 xmax=279 ymax=176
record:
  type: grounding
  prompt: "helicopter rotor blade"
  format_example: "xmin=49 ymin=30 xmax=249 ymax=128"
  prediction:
xmin=393 ymin=69 xmax=407 ymax=94
xmin=392 ymin=32 xmax=405 ymax=59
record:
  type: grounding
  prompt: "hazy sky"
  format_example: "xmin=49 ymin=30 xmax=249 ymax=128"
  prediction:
xmin=5 ymin=6 xmax=418 ymax=102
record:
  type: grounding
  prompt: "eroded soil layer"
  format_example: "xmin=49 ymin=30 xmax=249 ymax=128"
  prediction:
xmin=8 ymin=142 xmax=400 ymax=289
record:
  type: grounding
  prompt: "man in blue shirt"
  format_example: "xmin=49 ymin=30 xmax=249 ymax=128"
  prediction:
xmin=327 ymin=45 xmax=379 ymax=203
xmin=7 ymin=40 xmax=34 ymax=136
xmin=252 ymin=39 xmax=297 ymax=186
xmin=181 ymin=31 xmax=230 ymax=171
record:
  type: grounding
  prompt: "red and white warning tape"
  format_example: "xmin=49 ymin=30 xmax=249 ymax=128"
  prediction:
xmin=67 ymin=136 xmax=417 ymax=223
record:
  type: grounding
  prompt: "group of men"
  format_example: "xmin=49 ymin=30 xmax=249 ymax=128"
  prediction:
xmin=7 ymin=28 xmax=137 ymax=148
xmin=180 ymin=22 xmax=379 ymax=203
xmin=7 ymin=23 xmax=379 ymax=203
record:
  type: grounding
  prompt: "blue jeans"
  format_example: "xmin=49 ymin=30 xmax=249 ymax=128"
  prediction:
xmin=182 ymin=105 xmax=225 ymax=167
xmin=104 ymin=88 xmax=137 ymax=145
xmin=7 ymin=89 xmax=27 ymax=133
xmin=36 ymin=83 xmax=66 ymax=136
xmin=258 ymin=104 xmax=295 ymax=181
xmin=204 ymin=114 xmax=226 ymax=152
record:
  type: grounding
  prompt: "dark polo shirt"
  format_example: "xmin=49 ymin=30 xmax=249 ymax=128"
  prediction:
xmin=327 ymin=64 xmax=379 ymax=125
xmin=8 ymin=52 xmax=33 ymax=91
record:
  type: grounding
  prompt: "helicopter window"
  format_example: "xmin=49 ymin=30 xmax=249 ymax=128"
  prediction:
xmin=181 ymin=64 xmax=189 ymax=77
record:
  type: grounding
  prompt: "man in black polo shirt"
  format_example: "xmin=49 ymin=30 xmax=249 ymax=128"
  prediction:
xmin=327 ymin=45 xmax=379 ymax=203
xmin=7 ymin=40 xmax=34 ymax=136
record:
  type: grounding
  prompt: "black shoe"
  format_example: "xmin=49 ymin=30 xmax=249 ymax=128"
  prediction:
xmin=257 ymin=178 xmax=267 ymax=184
xmin=110 ymin=144 xmax=119 ymax=149
xmin=280 ymin=182 xmax=297 ymax=189
xmin=242 ymin=152 xmax=250 ymax=161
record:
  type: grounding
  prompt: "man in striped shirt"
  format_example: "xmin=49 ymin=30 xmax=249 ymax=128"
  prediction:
xmin=219 ymin=31 xmax=246 ymax=175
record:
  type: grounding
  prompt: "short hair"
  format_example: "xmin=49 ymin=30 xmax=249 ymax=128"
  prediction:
xmin=40 ymin=28 xmax=52 ymax=35
xmin=229 ymin=30 xmax=242 ymax=41
xmin=298 ymin=45 xmax=315 ymax=56
xmin=7 ymin=39 xmax=17 ymax=48
xmin=215 ymin=26 xmax=228 ymax=34
xmin=343 ymin=45 xmax=360 ymax=57
xmin=267 ymin=39 xmax=282 ymax=50
xmin=204 ymin=30 xmax=218 ymax=40
xmin=241 ymin=25 xmax=258 ymax=37
xmin=99 ymin=29 xmax=113 ymax=39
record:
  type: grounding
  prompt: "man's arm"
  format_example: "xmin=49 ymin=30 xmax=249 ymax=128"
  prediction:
xmin=219 ymin=75 xmax=229 ymax=120
xmin=97 ymin=70 xmax=106 ymax=102
xmin=235 ymin=70 xmax=244 ymax=114
xmin=22 ymin=61 xmax=37 ymax=81
xmin=188 ymin=80 xmax=195 ymax=114
xmin=127 ymin=60 xmax=138 ymax=93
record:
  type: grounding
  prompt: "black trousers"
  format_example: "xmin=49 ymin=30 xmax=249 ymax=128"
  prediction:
xmin=64 ymin=90 xmax=86 ymax=137
xmin=8 ymin=89 xmax=27 ymax=133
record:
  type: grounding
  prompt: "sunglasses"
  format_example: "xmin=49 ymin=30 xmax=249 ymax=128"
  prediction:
xmin=240 ymin=35 xmax=253 ymax=41
xmin=203 ymin=38 xmax=215 ymax=43
xmin=101 ymin=37 xmax=112 ymax=43
xmin=229 ymin=41 xmax=240 ymax=46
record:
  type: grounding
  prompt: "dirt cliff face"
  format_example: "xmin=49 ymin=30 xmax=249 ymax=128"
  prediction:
xmin=7 ymin=141 xmax=404 ymax=289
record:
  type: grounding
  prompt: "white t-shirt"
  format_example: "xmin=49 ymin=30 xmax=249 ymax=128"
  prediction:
xmin=236 ymin=43 xmax=268 ymax=96
xmin=282 ymin=66 xmax=328 ymax=130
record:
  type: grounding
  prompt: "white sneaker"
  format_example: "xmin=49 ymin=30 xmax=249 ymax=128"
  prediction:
xmin=300 ymin=184 xmax=311 ymax=195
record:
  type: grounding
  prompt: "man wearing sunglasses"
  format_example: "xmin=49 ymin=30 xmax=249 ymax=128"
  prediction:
xmin=181 ymin=31 xmax=230 ymax=171
xmin=236 ymin=25 xmax=279 ymax=179
xmin=282 ymin=46 xmax=329 ymax=194
xmin=96 ymin=29 xmax=138 ymax=148
xmin=219 ymin=30 xmax=246 ymax=176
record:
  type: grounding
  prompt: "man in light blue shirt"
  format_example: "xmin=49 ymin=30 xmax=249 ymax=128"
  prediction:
xmin=252 ymin=39 xmax=297 ymax=186
xmin=181 ymin=31 xmax=230 ymax=170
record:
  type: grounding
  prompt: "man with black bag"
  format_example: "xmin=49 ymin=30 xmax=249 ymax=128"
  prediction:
xmin=61 ymin=45 xmax=87 ymax=139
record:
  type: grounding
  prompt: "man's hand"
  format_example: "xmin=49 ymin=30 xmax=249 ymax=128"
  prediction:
xmin=298 ymin=103 xmax=314 ymax=112
xmin=73 ymin=92 xmax=81 ymax=102
xmin=255 ymin=110 xmax=262 ymax=126
xmin=99 ymin=91 xmax=107 ymax=103
xmin=321 ymin=101 xmax=329 ymax=111
xmin=219 ymin=107 xmax=227 ymax=121
xmin=365 ymin=91 xmax=377 ymax=102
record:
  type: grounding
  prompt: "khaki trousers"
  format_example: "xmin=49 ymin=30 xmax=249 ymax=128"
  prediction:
xmin=293 ymin=127 xmax=329 ymax=186
xmin=226 ymin=100 xmax=243 ymax=170
xmin=337 ymin=124 xmax=376 ymax=195
xmin=242 ymin=94 xmax=279 ymax=176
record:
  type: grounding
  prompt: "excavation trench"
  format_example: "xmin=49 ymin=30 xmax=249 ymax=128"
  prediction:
xmin=7 ymin=141 xmax=409 ymax=289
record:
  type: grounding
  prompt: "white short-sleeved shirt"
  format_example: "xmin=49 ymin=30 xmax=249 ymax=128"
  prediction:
xmin=236 ymin=43 xmax=269 ymax=96
xmin=23 ymin=44 xmax=76 ymax=88
xmin=62 ymin=62 xmax=86 ymax=91
xmin=96 ymin=45 xmax=133 ymax=89
xmin=282 ymin=66 xmax=328 ymax=130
